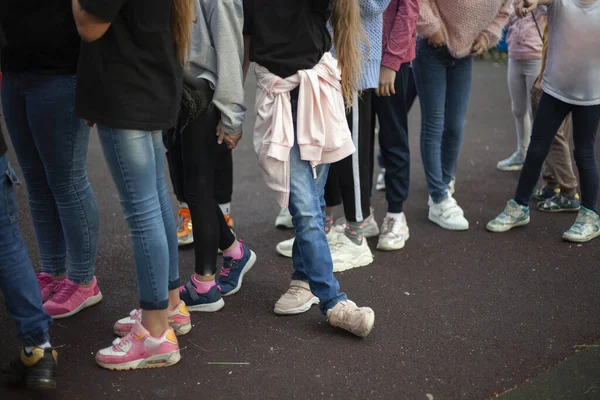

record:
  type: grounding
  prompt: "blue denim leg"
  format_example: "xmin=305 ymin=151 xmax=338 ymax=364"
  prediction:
xmin=1 ymin=72 xmax=99 ymax=284
xmin=413 ymin=38 xmax=472 ymax=203
xmin=97 ymin=127 xmax=170 ymax=310
xmin=0 ymin=155 xmax=52 ymax=347
xmin=287 ymin=98 xmax=347 ymax=315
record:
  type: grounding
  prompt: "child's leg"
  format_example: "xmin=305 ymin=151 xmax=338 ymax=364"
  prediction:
xmin=571 ymin=104 xmax=600 ymax=213
xmin=514 ymin=93 xmax=572 ymax=206
xmin=547 ymin=115 xmax=579 ymax=197
xmin=508 ymin=58 xmax=530 ymax=156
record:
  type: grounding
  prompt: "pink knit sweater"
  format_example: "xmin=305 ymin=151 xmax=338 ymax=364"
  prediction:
xmin=417 ymin=0 xmax=513 ymax=58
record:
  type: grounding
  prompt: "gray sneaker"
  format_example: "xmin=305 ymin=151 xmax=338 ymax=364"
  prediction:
xmin=274 ymin=281 xmax=319 ymax=315
xmin=327 ymin=300 xmax=375 ymax=338
xmin=487 ymin=200 xmax=530 ymax=232
xmin=562 ymin=207 xmax=600 ymax=243
xmin=497 ymin=152 xmax=525 ymax=172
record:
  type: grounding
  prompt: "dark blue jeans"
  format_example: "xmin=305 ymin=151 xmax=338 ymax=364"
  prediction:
xmin=1 ymin=72 xmax=99 ymax=285
xmin=515 ymin=92 xmax=600 ymax=213
xmin=412 ymin=37 xmax=473 ymax=203
xmin=373 ymin=63 xmax=411 ymax=213
xmin=0 ymin=155 xmax=52 ymax=346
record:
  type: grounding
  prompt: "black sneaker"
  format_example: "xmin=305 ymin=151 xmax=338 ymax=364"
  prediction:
xmin=1 ymin=348 xmax=57 ymax=390
xmin=532 ymin=186 xmax=560 ymax=202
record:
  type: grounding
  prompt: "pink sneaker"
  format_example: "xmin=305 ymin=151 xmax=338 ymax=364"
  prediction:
xmin=96 ymin=322 xmax=181 ymax=370
xmin=114 ymin=301 xmax=192 ymax=337
xmin=37 ymin=273 xmax=61 ymax=303
xmin=42 ymin=277 xmax=103 ymax=319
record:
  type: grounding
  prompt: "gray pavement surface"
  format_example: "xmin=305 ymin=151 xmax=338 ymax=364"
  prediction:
xmin=1 ymin=61 xmax=599 ymax=400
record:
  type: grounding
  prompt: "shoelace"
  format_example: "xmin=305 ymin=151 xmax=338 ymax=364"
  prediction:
xmin=220 ymin=266 xmax=231 ymax=277
xmin=37 ymin=273 xmax=54 ymax=288
xmin=284 ymin=286 xmax=304 ymax=299
xmin=49 ymin=280 xmax=78 ymax=303
xmin=112 ymin=331 xmax=142 ymax=351
xmin=382 ymin=218 xmax=404 ymax=237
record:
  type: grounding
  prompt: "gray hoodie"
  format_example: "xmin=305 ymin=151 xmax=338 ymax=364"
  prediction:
xmin=187 ymin=0 xmax=245 ymax=134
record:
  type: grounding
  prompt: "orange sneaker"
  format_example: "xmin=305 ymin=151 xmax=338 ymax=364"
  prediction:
xmin=177 ymin=208 xmax=193 ymax=247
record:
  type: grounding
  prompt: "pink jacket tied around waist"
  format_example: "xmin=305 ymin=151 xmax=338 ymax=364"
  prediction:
xmin=253 ymin=52 xmax=356 ymax=208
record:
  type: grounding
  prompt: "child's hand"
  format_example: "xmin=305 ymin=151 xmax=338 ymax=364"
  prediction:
xmin=428 ymin=30 xmax=446 ymax=48
xmin=514 ymin=0 xmax=539 ymax=18
xmin=376 ymin=66 xmax=397 ymax=97
xmin=470 ymin=34 xmax=488 ymax=57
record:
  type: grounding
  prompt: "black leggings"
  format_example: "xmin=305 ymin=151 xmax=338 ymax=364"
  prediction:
xmin=166 ymin=103 xmax=236 ymax=276
xmin=515 ymin=92 xmax=600 ymax=213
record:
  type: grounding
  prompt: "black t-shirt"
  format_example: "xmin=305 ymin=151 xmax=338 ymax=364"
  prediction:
xmin=1 ymin=0 xmax=81 ymax=74
xmin=243 ymin=0 xmax=332 ymax=78
xmin=75 ymin=0 xmax=182 ymax=131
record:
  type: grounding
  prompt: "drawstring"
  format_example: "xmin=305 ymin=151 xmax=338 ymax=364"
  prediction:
xmin=310 ymin=162 xmax=317 ymax=180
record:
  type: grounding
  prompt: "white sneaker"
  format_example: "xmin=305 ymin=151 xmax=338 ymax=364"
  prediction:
xmin=327 ymin=300 xmax=375 ymax=338
xmin=275 ymin=229 xmax=340 ymax=258
xmin=274 ymin=280 xmax=319 ymax=315
xmin=333 ymin=210 xmax=380 ymax=238
xmin=275 ymin=208 xmax=294 ymax=229
xmin=377 ymin=213 xmax=410 ymax=251
xmin=375 ymin=169 xmax=386 ymax=191
xmin=331 ymin=234 xmax=374 ymax=272
xmin=428 ymin=196 xmax=469 ymax=231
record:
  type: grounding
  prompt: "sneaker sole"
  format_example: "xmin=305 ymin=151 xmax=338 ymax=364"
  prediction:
xmin=537 ymin=205 xmax=581 ymax=213
xmin=486 ymin=217 xmax=530 ymax=233
xmin=222 ymin=250 xmax=257 ymax=297
xmin=187 ymin=298 xmax=225 ymax=312
xmin=497 ymin=165 xmax=523 ymax=172
xmin=562 ymin=230 xmax=600 ymax=243
xmin=97 ymin=350 xmax=181 ymax=371
xmin=376 ymin=232 xmax=410 ymax=251
xmin=178 ymin=237 xmax=194 ymax=247
xmin=276 ymin=222 xmax=295 ymax=229
xmin=375 ymin=184 xmax=386 ymax=191
xmin=274 ymin=296 xmax=320 ymax=315
xmin=275 ymin=244 xmax=293 ymax=258
xmin=50 ymin=292 xmax=103 ymax=319
xmin=333 ymin=253 xmax=374 ymax=273
xmin=428 ymin=214 xmax=469 ymax=231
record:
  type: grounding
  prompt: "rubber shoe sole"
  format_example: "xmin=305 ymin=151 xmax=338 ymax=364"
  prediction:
xmin=562 ymin=229 xmax=600 ymax=243
xmin=486 ymin=217 xmax=530 ymax=233
xmin=186 ymin=298 xmax=225 ymax=312
xmin=97 ymin=350 xmax=181 ymax=371
xmin=428 ymin=213 xmax=469 ymax=231
xmin=222 ymin=250 xmax=257 ymax=297
xmin=333 ymin=253 xmax=374 ymax=273
xmin=274 ymin=296 xmax=320 ymax=315
xmin=51 ymin=292 xmax=103 ymax=320
xmin=497 ymin=164 xmax=523 ymax=172
xmin=376 ymin=232 xmax=410 ymax=251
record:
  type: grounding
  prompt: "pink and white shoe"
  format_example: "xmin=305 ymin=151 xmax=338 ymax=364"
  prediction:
xmin=114 ymin=301 xmax=192 ymax=337
xmin=37 ymin=273 xmax=61 ymax=303
xmin=96 ymin=322 xmax=181 ymax=371
xmin=42 ymin=277 xmax=103 ymax=319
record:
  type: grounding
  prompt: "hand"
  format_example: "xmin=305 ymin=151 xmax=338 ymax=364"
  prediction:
xmin=428 ymin=30 xmax=446 ymax=48
xmin=514 ymin=0 xmax=539 ymax=18
xmin=470 ymin=34 xmax=488 ymax=57
xmin=533 ymin=75 xmax=542 ymax=90
xmin=85 ymin=120 xmax=95 ymax=127
xmin=216 ymin=120 xmax=243 ymax=150
xmin=376 ymin=66 xmax=397 ymax=97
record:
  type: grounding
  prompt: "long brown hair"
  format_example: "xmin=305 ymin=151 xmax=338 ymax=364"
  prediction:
xmin=330 ymin=0 xmax=364 ymax=108
xmin=171 ymin=0 xmax=194 ymax=63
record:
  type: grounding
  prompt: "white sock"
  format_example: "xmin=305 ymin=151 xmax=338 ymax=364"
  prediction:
xmin=386 ymin=212 xmax=404 ymax=220
xmin=25 ymin=342 xmax=51 ymax=354
xmin=179 ymin=202 xmax=189 ymax=210
xmin=219 ymin=202 xmax=231 ymax=215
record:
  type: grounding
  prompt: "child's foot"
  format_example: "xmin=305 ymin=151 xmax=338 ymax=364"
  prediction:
xmin=532 ymin=186 xmax=560 ymax=202
xmin=537 ymin=193 xmax=581 ymax=213
xmin=562 ymin=207 xmax=600 ymax=243
xmin=217 ymin=242 xmax=256 ymax=296
xmin=497 ymin=151 xmax=525 ymax=172
xmin=275 ymin=228 xmax=341 ymax=258
xmin=1 ymin=347 xmax=57 ymax=390
xmin=275 ymin=208 xmax=294 ymax=229
xmin=428 ymin=196 xmax=469 ymax=231
xmin=332 ymin=211 xmax=380 ymax=237
xmin=330 ymin=234 xmax=374 ymax=273
xmin=327 ymin=300 xmax=375 ymax=338
xmin=486 ymin=200 xmax=530 ymax=233
xmin=42 ymin=277 xmax=102 ymax=319
xmin=274 ymin=280 xmax=319 ymax=315
xmin=96 ymin=322 xmax=180 ymax=371
xmin=37 ymin=273 xmax=61 ymax=303
xmin=177 ymin=207 xmax=193 ymax=247
xmin=375 ymin=169 xmax=386 ymax=191
xmin=114 ymin=301 xmax=192 ymax=337
xmin=178 ymin=276 xmax=225 ymax=312
xmin=377 ymin=213 xmax=410 ymax=251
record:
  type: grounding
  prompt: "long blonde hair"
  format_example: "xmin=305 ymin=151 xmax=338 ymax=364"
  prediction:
xmin=171 ymin=0 xmax=194 ymax=63
xmin=330 ymin=0 xmax=364 ymax=107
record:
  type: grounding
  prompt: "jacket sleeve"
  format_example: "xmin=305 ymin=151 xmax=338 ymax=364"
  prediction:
xmin=359 ymin=0 xmax=392 ymax=18
xmin=416 ymin=0 xmax=442 ymax=38
xmin=209 ymin=0 xmax=246 ymax=135
xmin=381 ymin=0 xmax=419 ymax=71
xmin=481 ymin=0 xmax=513 ymax=48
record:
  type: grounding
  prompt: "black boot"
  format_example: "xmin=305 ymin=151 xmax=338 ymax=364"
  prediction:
xmin=2 ymin=347 xmax=57 ymax=390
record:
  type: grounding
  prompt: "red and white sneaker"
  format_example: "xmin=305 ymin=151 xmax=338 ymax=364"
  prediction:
xmin=96 ymin=322 xmax=181 ymax=371
xmin=37 ymin=273 xmax=61 ymax=303
xmin=114 ymin=301 xmax=192 ymax=337
xmin=42 ymin=277 xmax=102 ymax=319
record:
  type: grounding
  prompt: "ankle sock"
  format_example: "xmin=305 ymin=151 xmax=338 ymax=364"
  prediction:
xmin=25 ymin=342 xmax=51 ymax=354
xmin=191 ymin=275 xmax=216 ymax=294
xmin=223 ymin=241 xmax=244 ymax=259
xmin=344 ymin=221 xmax=364 ymax=245
xmin=219 ymin=202 xmax=231 ymax=216
xmin=386 ymin=212 xmax=403 ymax=220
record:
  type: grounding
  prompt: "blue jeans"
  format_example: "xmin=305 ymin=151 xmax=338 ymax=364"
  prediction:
xmin=1 ymin=72 xmax=99 ymax=285
xmin=97 ymin=128 xmax=179 ymax=310
xmin=412 ymin=37 xmax=473 ymax=203
xmin=0 ymin=155 xmax=52 ymax=346
xmin=287 ymin=97 xmax=347 ymax=314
